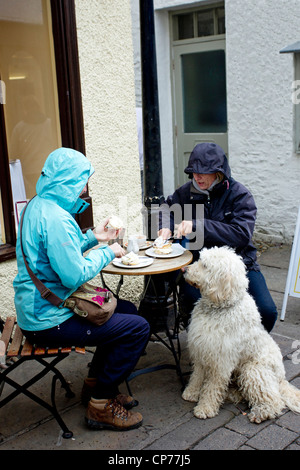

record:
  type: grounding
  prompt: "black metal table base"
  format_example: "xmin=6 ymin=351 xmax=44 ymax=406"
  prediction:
xmin=100 ymin=271 xmax=185 ymax=390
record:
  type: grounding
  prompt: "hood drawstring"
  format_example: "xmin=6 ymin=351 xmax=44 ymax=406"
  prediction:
xmin=223 ymin=179 xmax=229 ymax=190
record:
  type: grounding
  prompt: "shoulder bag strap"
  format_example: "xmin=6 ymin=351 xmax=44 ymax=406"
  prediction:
xmin=19 ymin=198 xmax=63 ymax=307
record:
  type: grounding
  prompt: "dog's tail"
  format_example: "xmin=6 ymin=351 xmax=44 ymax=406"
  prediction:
xmin=280 ymin=380 xmax=300 ymax=414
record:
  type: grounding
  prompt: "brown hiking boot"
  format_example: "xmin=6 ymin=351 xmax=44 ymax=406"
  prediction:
xmin=81 ymin=377 xmax=138 ymax=409
xmin=85 ymin=398 xmax=143 ymax=431
xmin=116 ymin=393 xmax=139 ymax=410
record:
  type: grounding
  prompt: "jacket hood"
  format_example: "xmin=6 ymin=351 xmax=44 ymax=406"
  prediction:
xmin=184 ymin=143 xmax=231 ymax=179
xmin=36 ymin=147 xmax=94 ymax=213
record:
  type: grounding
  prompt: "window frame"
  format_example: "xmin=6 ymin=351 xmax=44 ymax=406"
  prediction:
xmin=0 ymin=102 xmax=15 ymax=261
xmin=0 ymin=0 xmax=92 ymax=262
xmin=172 ymin=2 xmax=225 ymax=43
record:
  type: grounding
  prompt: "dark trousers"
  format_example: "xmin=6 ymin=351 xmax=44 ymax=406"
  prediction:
xmin=179 ymin=269 xmax=278 ymax=333
xmin=22 ymin=299 xmax=150 ymax=397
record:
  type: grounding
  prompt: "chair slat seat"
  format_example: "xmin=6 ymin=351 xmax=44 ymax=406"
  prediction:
xmin=6 ymin=324 xmax=23 ymax=357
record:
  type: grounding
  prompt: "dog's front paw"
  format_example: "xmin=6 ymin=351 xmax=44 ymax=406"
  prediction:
xmin=193 ymin=404 xmax=218 ymax=419
xmin=248 ymin=410 xmax=264 ymax=424
xmin=248 ymin=406 xmax=278 ymax=424
xmin=182 ymin=388 xmax=199 ymax=403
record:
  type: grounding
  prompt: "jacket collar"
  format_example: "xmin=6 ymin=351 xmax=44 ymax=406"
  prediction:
xmin=189 ymin=178 xmax=229 ymax=197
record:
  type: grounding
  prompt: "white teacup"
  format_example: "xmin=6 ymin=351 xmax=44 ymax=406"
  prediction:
xmin=133 ymin=234 xmax=147 ymax=247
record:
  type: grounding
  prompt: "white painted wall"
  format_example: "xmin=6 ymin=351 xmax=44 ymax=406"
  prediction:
xmin=132 ymin=0 xmax=300 ymax=243
xmin=75 ymin=0 xmax=143 ymax=235
xmin=225 ymin=0 xmax=300 ymax=243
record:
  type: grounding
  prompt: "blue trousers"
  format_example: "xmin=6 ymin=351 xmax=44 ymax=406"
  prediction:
xmin=22 ymin=299 xmax=150 ymax=397
xmin=179 ymin=269 xmax=278 ymax=333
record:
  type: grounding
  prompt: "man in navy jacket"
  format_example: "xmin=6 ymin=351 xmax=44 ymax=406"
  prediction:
xmin=159 ymin=143 xmax=277 ymax=332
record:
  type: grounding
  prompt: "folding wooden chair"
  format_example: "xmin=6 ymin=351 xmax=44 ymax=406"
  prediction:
xmin=0 ymin=316 xmax=85 ymax=438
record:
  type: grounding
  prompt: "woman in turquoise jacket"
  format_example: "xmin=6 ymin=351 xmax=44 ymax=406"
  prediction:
xmin=14 ymin=148 xmax=150 ymax=431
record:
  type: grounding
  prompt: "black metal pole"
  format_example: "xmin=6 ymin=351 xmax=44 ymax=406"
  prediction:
xmin=138 ymin=0 xmax=174 ymax=333
xmin=139 ymin=0 xmax=164 ymax=239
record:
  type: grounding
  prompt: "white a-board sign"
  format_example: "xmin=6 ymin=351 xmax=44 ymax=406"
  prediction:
xmin=280 ymin=206 xmax=300 ymax=320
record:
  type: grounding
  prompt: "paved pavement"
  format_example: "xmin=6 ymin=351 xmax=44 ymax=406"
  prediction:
xmin=0 ymin=244 xmax=299 ymax=453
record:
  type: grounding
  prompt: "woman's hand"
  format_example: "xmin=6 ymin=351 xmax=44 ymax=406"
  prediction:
xmin=93 ymin=217 xmax=121 ymax=242
xmin=108 ymin=242 xmax=125 ymax=258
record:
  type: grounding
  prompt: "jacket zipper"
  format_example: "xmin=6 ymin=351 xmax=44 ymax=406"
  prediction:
xmin=207 ymin=193 xmax=211 ymax=217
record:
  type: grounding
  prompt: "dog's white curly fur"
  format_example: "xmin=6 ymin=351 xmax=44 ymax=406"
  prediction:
xmin=182 ymin=246 xmax=300 ymax=423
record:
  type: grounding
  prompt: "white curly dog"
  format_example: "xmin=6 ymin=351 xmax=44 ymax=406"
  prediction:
xmin=182 ymin=246 xmax=300 ymax=423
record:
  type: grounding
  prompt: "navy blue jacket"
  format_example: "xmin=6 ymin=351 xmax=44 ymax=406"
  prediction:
xmin=160 ymin=143 xmax=260 ymax=271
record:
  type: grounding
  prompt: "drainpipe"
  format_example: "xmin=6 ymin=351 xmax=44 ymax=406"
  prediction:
xmin=139 ymin=0 xmax=164 ymax=238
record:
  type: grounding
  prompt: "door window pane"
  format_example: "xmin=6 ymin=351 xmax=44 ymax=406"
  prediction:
xmin=181 ymin=50 xmax=227 ymax=133
xmin=0 ymin=0 xmax=61 ymax=202
xmin=197 ymin=10 xmax=214 ymax=37
xmin=177 ymin=13 xmax=194 ymax=40
xmin=217 ymin=7 xmax=225 ymax=34
xmin=173 ymin=5 xmax=225 ymax=41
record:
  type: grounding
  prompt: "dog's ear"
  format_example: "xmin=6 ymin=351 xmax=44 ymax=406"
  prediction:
xmin=199 ymin=246 xmax=249 ymax=306
xmin=208 ymin=272 xmax=233 ymax=305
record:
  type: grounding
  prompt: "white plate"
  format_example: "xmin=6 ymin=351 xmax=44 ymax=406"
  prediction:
xmin=145 ymin=244 xmax=186 ymax=258
xmin=123 ymin=241 xmax=153 ymax=250
xmin=139 ymin=241 xmax=153 ymax=250
xmin=112 ymin=256 xmax=154 ymax=269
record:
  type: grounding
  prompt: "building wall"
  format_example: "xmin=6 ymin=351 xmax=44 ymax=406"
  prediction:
xmin=225 ymin=0 xmax=300 ymax=243
xmin=0 ymin=0 xmax=143 ymax=319
xmin=135 ymin=0 xmax=300 ymax=243
xmin=75 ymin=0 xmax=143 ymax=234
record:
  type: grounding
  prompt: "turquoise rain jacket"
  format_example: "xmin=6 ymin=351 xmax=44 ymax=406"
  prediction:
xmin=13 ymin=148 xmax=115 ymax=331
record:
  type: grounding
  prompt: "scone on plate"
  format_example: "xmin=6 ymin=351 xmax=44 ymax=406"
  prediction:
xmin=121 ymin=251 xmax=140 ymax=265
xmin=153 ymin=236 xmax=173 ymax=255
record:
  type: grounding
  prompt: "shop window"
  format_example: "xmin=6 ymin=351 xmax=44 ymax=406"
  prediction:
xmin=0 ymin=0 xmax=90 ymax=262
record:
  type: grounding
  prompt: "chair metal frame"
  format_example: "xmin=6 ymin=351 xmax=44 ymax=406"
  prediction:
xmin=0 ymin=316 xmax=85 ymax=439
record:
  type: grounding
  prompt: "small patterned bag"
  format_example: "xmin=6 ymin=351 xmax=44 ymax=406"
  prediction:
xmin=63 ymin=282 xmax=117 ymax=325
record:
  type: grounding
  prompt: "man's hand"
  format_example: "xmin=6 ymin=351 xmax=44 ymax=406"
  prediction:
xmin=176 ymin=220 xmax=193 ymax=238
xmin=157 ymin=228 xmax=172 ymax=240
